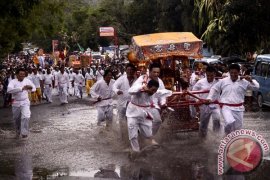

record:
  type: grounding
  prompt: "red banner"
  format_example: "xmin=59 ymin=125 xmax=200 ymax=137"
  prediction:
xmin=99 ymin=27 xmax=114 ymax=37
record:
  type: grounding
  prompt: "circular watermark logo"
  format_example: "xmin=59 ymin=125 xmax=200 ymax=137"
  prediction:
xmin=226 ymin=137 xmax=262 ymax=173
xmin=218 ymin=129 xmax=269 ymax=175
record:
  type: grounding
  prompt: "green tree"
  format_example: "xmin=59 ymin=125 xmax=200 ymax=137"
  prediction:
xmin=157 ymin=0 xmax=194 ymax=32
xmin=126 ymin=0 xmax=159 ymax=34
xmin=194 ymin=0 xmax=270 ymax=56
xmin=0 ymin=0 xmax=41 ymax=59
xmin=28 ymin=0 xmax=65 ymax=52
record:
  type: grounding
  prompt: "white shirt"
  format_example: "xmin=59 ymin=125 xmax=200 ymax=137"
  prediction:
xmin=90 ymin=79 xmax=115 ymax=106
xmin=96 ymin=69 xmax=104 ymax=81
xmin=8 ymin=77 xmax=13 ymax=83
xmin=56 ymin=72 xmax=69 ymax=86
xmin=69 ymin=72 xmax=75 ymax=82
xmin=85 ymin=71 xmax=95 ymax=80
xmin=190 ymin=72 xmax=205 ymax=87
xmin=115 ymin=72 xmax=122 ymax=79
xmin=207 ymin=77 xmax=259 ymax=111
xmin=193 ymin=78 xmax=219 ymax=109
xmin=73 ymin=73 xmax=85 ymax=86
xmin=52 ymin=70 xmax=59 ymax=81
xmin=113 ymin=74 xmax=136 ymax=108
xmin=193 ymin=78 xmax=219 ymax=99
xmin=7 ymin=78 xmax=36 ymax=107
xmin=126 ymin=82 xmax=155 ymax=118
xmin=26 ymin=74 xmax=33 ymax=82
xmin=132 ymin=75 xmax=170 ymax=107
xmin=44 ymin=74 xmax=54 ymax=85
xmin=31 ymin=73 xmax=42 ymax=88
xmin=39 ymin=72 xmax=45 ymax=81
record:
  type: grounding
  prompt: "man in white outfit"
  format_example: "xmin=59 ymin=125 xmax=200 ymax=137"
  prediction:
xmin=72 ymin=69 xmax=85 ymax=98
xmin=96 ymin=66 xmax=104 ymax=81
xmin=43 ymin=68 xmax=54 ymax=103
xmin=113 ymin=63 xmax=137 ymax=120
xmin=52 ymin=67 xmax=60 ymax=95
xmin=68 ymin=68 xmax=75 ymax=96
xmin=192 ymin=66 xmax=220 ymax=137
xmin=207 ymin=64 xmax=259 ymax=135
xmin=7 ymin=68 xmax=36 ymax=138
xmin=90 ymin=69 xmax=115 ymax=126
xmin=126 ymin=79 xmax=160 ymax=152
xmin=55 ymin=66 xmax=69 ymax=104
xmin=113 ymin=63 xmax=137 ymax=143
xmin=131 ymin=63 xmax=171 ymax=136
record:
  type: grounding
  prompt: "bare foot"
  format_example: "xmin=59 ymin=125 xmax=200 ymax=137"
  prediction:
xmin=151 ymin=139 xmax=158 ymax=145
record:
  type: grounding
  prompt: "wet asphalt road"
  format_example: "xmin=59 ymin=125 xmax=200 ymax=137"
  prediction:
xmin=0 ymin=93 xmax=270 ymax=180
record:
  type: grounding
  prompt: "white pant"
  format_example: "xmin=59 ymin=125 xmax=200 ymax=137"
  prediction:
xmin=12 ymin=105 xmax=31 ymax=136
xmin=68 ymin=82 xmax=74 ymax=96
xmin=74 ymin=85 xmax=83 ymax=98
xmin=117 ymin=106 xmax=127 ymax=121
xmin=221 ymin=107 xmax=243 ymax=134
xmin=44 ymin=85 xmax=53 ymax=102
xmin=199 ymin=105 xmax=221 ymax=135
xmin=117 ymin=106 xmax=129 ymax=146
xmin=59 ymin=85 xmax=68 ymax=103
xmin=127 ymin=117 xmax=153 ymax=152
xmin=148 ymin=108 xmax=162 ymax=136
xmin=97 ymin=106 xmax=113 ymax=123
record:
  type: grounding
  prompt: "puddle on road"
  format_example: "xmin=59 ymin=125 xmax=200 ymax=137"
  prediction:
xmin=69 ymin=165 xmax=121 ymax=178
xmin=41 ymin=106 xmax=118 ymax=132
xmin=42 ymin=109 xmax=97 ymax=132
xmin=1 ymin=103 xmax=270 ymax=179
xmin=1 ymin=158 xmax=270 ymax=180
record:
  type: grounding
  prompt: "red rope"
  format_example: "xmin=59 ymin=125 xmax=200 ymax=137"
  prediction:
xmin=167 ymin=99 xmax=243 ymax=108
xmin=168 ymin=90 xmax=244 ymax=108
xmin=172 ymin=90 xmax=210 ymax=95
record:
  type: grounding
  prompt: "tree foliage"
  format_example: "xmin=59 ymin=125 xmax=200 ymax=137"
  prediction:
xmin=1 ymin=0 xmax=270 ymax=58
xmin=194 ymin=0 xmax=270 ymax=56
xmin=0 ymin=0 xmax=41 ymax=58
xmin=28 ymin=0 xmax=65 ymax=52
